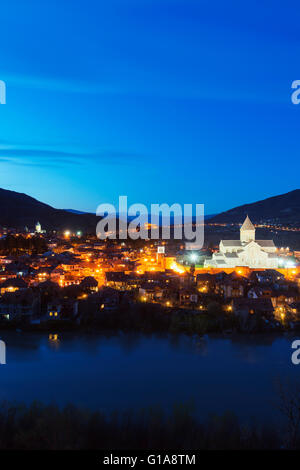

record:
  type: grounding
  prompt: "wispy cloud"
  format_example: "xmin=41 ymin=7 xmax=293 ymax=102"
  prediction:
xmin=2 ymin=73 xmax=119 ymax=96
xmin=1 ymin=70 xmax=291 ymax=106
xmin=0 ymin=145 xmax=86 ymax=168
xmin=0 ymin=143 xmax=147 ymax=169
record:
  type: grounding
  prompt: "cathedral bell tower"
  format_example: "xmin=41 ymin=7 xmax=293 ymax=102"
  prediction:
xmin=240 ymin=215 xmax=255 ymax=243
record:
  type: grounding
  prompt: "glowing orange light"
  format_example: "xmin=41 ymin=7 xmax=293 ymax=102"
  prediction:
xmin=170 ymin=262 xmax=185 ymax=275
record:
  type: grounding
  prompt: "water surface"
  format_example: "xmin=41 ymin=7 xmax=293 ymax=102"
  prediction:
xmin=0 ymin=331 xmax=298 ymax=423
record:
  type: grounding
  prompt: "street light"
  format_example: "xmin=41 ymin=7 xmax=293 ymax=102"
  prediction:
xmin=189 ymin=253 xmax=198 ymax=263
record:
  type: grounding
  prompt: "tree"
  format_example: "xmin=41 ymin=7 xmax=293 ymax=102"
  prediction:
xmin=276 ymin=379 xmax=300 ymax=449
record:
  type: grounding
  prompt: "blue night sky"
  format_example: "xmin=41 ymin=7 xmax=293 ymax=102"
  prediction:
xmin=0 ymin=0 xmax=299 ymax=215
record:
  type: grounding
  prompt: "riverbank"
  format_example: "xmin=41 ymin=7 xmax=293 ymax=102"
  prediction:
xmin=0 ymin=300 xmax=289 ymax=335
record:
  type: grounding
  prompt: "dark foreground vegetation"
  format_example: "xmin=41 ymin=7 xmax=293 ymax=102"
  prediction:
xmin=0 ymin=299 xmax=238 ymax=336
xmin=80 ymin=301 xmax=238 ymax=336
xmin=0 ymin=234 xmax=47 ymax=255
xmin=0 ymin=402 xmax=277 ymax=450
xmin=0 ymin=387 xmax=299 ymax=450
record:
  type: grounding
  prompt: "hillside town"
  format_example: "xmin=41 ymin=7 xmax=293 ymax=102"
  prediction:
xmin=0 ymin=216 xmax=299 ymax=335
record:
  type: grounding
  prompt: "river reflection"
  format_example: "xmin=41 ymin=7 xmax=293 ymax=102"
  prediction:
xmin=0 ymin=331 xmax=299 ymax=423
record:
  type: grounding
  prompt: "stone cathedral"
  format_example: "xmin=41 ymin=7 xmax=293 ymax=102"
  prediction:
xmin=204 ymin=215 xmax=278 ymax=269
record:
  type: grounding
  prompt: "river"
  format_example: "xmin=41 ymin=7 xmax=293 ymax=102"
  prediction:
xmin=0 ymin=331 xmax=299 ymax=424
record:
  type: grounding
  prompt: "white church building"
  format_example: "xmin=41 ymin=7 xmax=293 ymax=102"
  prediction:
xmin=204 ymin=215 xmax=278 ymax=269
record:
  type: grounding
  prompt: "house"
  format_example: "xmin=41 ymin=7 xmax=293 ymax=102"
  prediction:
xmin=47 ymin=302 xmax=62 ymax=320
xmin=0 ymin=277 xmax=27 ymax=295
xmin=99 ymin=288 xmax=120 ymax=312
xmin=50 ymin=267 xmax=65 ymax=283
xmin=139 ymin=282 xmax=164 ymax=302
xmin=0 ymin=302 xmax=34 ymax=321
xmin=249 ymin=270 xmax=285 ymax=284
xmin=179 ymin=289 xmax=198 ymax=306
xmin=215 ymin=272 xmax=247 ymax=299
xmin=105 ymin=272 xmax=139 ymax=290
xmin=196 ymin=273 xmax=216 ymax=293
xmin=0 ymin=290 xmax=36 ymax=322
xmin=80 ymin=276 xmax=98 ymax=292
xmin=46 ymin=300 xmax=78 ymax=321
xmin=247 ymin=286 xmax=263 ymax=299
xmin=233 ymin=297 xmax=274 ymax=316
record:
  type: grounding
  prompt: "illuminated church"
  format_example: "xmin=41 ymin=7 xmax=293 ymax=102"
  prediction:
xmin=204 ymin=215 xmax=278 ymax=269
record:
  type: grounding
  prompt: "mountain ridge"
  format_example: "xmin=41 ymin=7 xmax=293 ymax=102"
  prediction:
xmin=0 ymin=188 xmax=98 ymax=232
xmin=0 ymin=187 xmax=299 ymax=231
xmin=210 ymin=189 xmax=300 ymax=225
